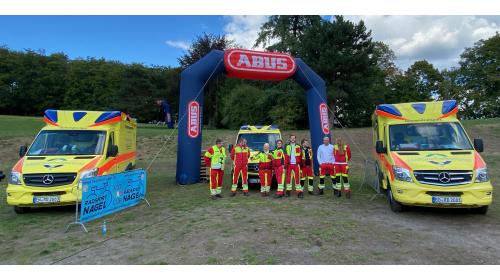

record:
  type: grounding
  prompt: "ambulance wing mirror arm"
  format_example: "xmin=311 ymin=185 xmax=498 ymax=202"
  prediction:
xmin=19 ymin=145 xmax=27 ymax=158
xmin=375 ymin=141 xmax=387 ymax=154
xmin=473 ymin=138 xmax=484 ymax=153
xmin=107 ymin=145 xmax=119 ymax=157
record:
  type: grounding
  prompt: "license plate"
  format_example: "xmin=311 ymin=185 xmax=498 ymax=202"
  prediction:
xmin=432 ymin=196 xmax=461 ymax=204
xmin=33 ymin=196 xmax=60 ymax=204
xmin=249 ymin=178 xmax=260 ymax=184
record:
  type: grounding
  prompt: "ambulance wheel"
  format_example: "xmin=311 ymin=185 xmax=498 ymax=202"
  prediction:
xmin=471 ymin=206 xmax=488 ymax=215
xmin=387 ymin=188 xmax=404 ymax=212
xmin=14 ymin=206 xmax=29 ymax=214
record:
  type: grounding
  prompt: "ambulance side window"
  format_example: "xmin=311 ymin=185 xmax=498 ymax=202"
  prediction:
xmin=108 ymin=132 xmax=115 ymax=155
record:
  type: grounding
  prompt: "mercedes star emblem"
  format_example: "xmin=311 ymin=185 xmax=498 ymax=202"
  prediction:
xmin=438 ymin=172 xmax=451 ymax=183
xmin=42 ymin=174 xmax=54 ymax=185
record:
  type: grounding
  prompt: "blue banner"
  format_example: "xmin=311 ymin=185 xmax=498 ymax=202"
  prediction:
xmin=80 ymin=169 xmax=146 ymax=223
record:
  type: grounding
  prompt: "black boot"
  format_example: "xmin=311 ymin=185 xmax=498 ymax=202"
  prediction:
xmin=345 ymin=191 xmax=351 ymax=199
xmin=215 ymin=194 xmax=223 ymax=198
xmin=230 ymin=192 xmax=236 ymax=197
xmin=334 ymin=190 xmax=341 ymax=197
xmin=286 ymin=190 xmax=291 ymax=197
xmin=298 ymin=192 xmax=304 ymax=199
xmin=243 ymin=192 xmax=249 ymax=197
xmin=308 ymin=191 xmax=314 ymax=195
xmin=210 ymin=195 xmax=217 ymax=200
xmin=319 ymin=189 xmax=324 ymax=195
xmin=273 ymin=192 xmax=283 ymax=199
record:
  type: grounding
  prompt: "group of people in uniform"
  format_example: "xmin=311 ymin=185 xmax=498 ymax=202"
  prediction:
xmin=203 ymin=135 xmax=351 ymax=200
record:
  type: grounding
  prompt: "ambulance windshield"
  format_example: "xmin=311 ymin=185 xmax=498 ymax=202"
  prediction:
xmin=389 ymin=122 xmax=473 ymax=151
xmin=237 ymin=133 xmax=281 ymax=151
xmin=27 ymin=130 xmax=107 ymax=156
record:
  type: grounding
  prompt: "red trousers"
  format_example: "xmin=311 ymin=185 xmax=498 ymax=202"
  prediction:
xmin=300 ymin=165 xmax=313 ymax=179
xmin=286 ymin=164 xmax=301 ymax=185
xmin=334 ymin=163 xmax=349 ymax=175
xmin=274 ymin=165 xmax=285 ymax=192
xmin=232 ymin=164 xmax=248 ymax=185
xmin=210 ymin=169 xmax=224 ymax=189
xmin=259 ymin=169 xmax=273 ymax=187
xmin=319 ymin=163 xmax=335 ymax=177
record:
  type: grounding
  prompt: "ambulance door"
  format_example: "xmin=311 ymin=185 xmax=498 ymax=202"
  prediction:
xmin=105 ymin=131 xmax=118 ymax=174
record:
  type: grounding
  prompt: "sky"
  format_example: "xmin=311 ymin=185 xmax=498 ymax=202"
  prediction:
xmin=0 ymin=15 xmax=499 ymax=70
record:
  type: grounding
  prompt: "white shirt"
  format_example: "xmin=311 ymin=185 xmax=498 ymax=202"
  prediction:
xmin=290 ymin=144 xmax=296 ymax=164
xmin=317 ymin=144 xmax=335 ymax=165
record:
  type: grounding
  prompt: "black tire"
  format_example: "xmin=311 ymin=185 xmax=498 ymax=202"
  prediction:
xmin=387 ymin=188 xmax=404 ymax=212
xmin=14 ymin=206 xmax=29 ymax=214
xmin=471 ymin=206 xmax=488 ymax=215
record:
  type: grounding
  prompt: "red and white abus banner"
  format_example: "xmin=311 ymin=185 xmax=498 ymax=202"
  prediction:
xmin=187 ymin=101 xmax=200 ymax=138
xmin=319 ymin=102 xmax=330 ymax=134
xmin=224 ymin=49 xmax=297 ymax=81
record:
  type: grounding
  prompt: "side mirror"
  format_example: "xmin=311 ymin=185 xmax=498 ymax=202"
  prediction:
xmin=228 ymin=144 xmax=233 ymax=152
xmin=375 ymin=140 xmax=386 ymax=154
xmin=0 ymin=170 xmax=5 ymax=182
xmin=474 ymin=138 xmax=484 ymax=153
xmin=107 ymin=144 xmax=119 ymax=157
xmin=19 ymin=145 xmax=28 ymax=157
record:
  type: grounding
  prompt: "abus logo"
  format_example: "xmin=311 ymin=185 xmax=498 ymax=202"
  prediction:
xmin=319 ymin=103 xmax=330 ymax=134
xmin=188 ymin=101 xmax=200 ymax=138
xmin=224 ymin=49 xmax=297 ymax=81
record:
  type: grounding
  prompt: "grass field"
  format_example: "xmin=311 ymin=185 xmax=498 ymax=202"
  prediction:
xmin=0 ymin=115 xmax=499 ymax=264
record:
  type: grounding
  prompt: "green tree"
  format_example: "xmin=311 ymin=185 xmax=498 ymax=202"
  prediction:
xmin=456 ymin=33 xmax=500 ymax=118
xmin=220 ymin=84 xmax=268 ymax=129
xmin=254 ymin=16 xmax=321 ymax=55
xmin=178 ymin=33 xmax=236 ymax=127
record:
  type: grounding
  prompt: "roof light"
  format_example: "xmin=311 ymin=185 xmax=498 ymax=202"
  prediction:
xmin=73 ymin=111 xmax=87 ymax=122
xmin=442 ymin=100 xmax=457 ymax=114
xmin=411 ymin=103 xmax=426 ymax=114
xmin=376 ymin=104 xmax=403 ymax=117
xmin=94 ymin=111 xmax=121 ymax=124
xmin=44 ymin=109 xmax=58 ymax=123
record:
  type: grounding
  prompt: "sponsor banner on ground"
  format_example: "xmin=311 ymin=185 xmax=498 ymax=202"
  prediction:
xmin=80 ymin=169 xmax=146 ymax=223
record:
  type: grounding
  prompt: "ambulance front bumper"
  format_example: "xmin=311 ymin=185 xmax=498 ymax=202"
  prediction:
xmin=391 ymin=180 xmax=493 ymax=208
xmin=6 ymin=183 xmax=82 ymax=207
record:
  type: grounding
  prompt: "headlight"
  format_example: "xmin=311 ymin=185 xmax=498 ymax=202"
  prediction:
xmin=392 ymin=166 xmax=413 ymax=182
xmin=475 ymin=168 xmax=489 ymax=183
xmin=9 ymin=171 xmax=22 ymax=185
xmin=80 ymin=168 xmax=98 ymax=181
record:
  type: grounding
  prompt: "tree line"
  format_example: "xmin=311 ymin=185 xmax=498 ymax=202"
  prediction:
xmin=0 ymin=16 xmax=498 ymax=128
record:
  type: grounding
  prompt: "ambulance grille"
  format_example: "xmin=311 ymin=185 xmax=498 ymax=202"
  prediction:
xmin=413 ymin=170 xmax=473 ymax=186
xmin=23 ymin=173 xmax=77 ymax=187
xmin=248 ymin=163 xmax=259 ymax=172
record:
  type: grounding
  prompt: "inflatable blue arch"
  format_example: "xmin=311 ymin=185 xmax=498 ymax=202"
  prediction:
xmin=176 ymin=49 xmax=330 ymax=185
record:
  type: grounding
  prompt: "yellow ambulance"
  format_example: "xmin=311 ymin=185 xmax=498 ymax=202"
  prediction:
xmin=231 ymin=125 xmax=282 ymax=185
xmin=6 ymin=110 xmax=137 ymax=213
xmin=373 ymin=100 xmax=493 ymax=213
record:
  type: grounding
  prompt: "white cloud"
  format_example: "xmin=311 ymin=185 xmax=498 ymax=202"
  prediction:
xmin=346 ymin=15 xmax=500 ymax=70
xmin=165 ymin=40 xmax=190 ymax=50
xmin=223 ymin=15 xmax=269 ymax=49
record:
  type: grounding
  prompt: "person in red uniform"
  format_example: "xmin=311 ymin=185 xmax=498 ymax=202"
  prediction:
xmin=333 ymin=137 xmax=352 ymax=198
xmin=300 ymin=138 xmax=314 ymax=195
xmin=272 ymin=139 xmax=286 ymax=199
xmin=258 ymin=143 xmax=273 ymax=197
xmin=285 ymin=135 xmax=303 ymax=198
xmin=204 ymin=139 xmax=226 ymax=200
xmin=230 ymin=138 xmax=251 ymax=197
